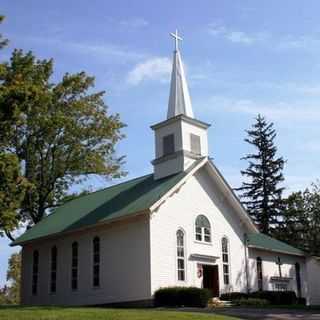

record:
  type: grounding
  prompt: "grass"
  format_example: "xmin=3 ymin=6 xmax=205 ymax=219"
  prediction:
xmin=0 ymin=306 xmax=240 ymax=320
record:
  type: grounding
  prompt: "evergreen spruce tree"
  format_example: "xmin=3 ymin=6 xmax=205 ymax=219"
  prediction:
xmin=237 ymin=114 xmax=285 ymax=234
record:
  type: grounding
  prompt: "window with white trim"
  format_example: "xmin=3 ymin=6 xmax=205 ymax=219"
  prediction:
xmin=295 ymin=263 xmax=302 ymax=298
xmin=71 ymin=242 xmax=78 ymax=291
xmin=50 ymin=246 xmax=57 ymax=294
xmin=176 ymin=230 xmax=186 ymax=281
xmin=93 ymin=237 xmax=100 ymax=287
xmin=257 ymin=257 xmax=263 ymax=291
xmin=221 ymin=237 xmax=230 ymax=285
xmin=32 ymin=250 xmax=39 ymax=295
xmin=195 ymin=215 xmax=211 ymax=242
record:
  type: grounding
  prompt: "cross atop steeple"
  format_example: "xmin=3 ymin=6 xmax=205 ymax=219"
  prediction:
xmin=170 ymin=29 xmax=183 ymax=51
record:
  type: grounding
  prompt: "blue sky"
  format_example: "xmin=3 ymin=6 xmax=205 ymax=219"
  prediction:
xmin=1 ymin=0 xmax=320 ymax=286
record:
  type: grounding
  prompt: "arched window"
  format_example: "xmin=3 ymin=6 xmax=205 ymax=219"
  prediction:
xmin=295 ymin=263 xmax=302 ymax=298
xmin=32 ymin=250 xmax=39 ymax=295
xmin=257 ymin=257 xmax=263 ymax=291
xmin=195 ymin=215 xmax=211 ymax=242
xmin=176 ymin=230 xmax=186 ymax=281
xmin=50 ymin=246 xmax=58 ymax=293
xmin=93 ymin=237 xmax=100 ymax=287
xmin=221 ymin=237 xmax=230 ymax=285
xmin=71 ymin=242 xmax=78 ymax=291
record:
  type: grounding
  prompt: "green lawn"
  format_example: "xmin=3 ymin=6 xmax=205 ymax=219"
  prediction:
xmin=0 ymin=306 xmax=240 ymax=320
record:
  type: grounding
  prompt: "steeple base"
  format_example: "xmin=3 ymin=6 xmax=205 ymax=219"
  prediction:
xmin=152 ymin=150 xmax=200 ymax=180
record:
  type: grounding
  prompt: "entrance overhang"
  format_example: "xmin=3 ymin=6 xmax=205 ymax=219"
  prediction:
xmin=189 ymin=254 xmax=220 ymax=263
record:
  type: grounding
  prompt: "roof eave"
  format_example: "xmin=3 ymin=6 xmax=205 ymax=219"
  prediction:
xmin=206 ymin=160 xmax=259 ymax=233
xmin=11 ymin=209 xmax=150 ymax=247
xmin=151 ymin=114 xmax=211 ymax=131
xmin=247 ymin=244 xmax=305 ymax=257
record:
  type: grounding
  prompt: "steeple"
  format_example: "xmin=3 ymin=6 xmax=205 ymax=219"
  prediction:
xmin=151 ymin=30 xmax=210 ymax=180
xmin=167 ymin=30 xmax=194 ymax=119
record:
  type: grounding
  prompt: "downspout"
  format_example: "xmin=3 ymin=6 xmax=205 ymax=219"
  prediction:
xmin=244 ymin=233 xmax=250 ymax=293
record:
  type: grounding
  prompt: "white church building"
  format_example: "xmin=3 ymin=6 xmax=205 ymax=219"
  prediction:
xmin=13 ymin=31 xmax=320 ymax=306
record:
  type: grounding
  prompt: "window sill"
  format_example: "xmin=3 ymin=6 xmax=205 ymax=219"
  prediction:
xmin=177 ymin=280 xmax=187 ymax=284
xmin=194 ymin=240 xmax=212 ymax=246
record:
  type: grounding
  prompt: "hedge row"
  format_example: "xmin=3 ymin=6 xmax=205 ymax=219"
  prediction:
xmin=154 ymin=287 xmax=211 ymax=307
xmin=220 ymin=291 xmax=300 ymax=305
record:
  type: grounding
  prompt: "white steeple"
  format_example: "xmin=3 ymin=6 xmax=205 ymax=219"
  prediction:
xmin=167 ymin=30 xmax=194 ymax=119
xmin=151 ymin=30 xmax=210 ymax=180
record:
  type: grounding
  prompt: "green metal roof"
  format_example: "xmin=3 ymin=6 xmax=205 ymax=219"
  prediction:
xmin=247 ymin=233 xmax=305 ymax=256
xmin=12 ymin=160 xmax=202 ymax=246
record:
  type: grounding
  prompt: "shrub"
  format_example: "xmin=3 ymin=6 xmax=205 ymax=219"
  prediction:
xmin=250 ymin=291 xmax=297 ymax=305
xmin=220 ymin=291 xmax=298 ymax=305
xmin=234 ymin=298 xmax=270 ymax=306
xmin=220 ymin=292 xmax=248 ymax=301
xmin=154 ymin=287 xmax=211 ymax=308
xmin=297 ymin=297 xmax=306 ymax=305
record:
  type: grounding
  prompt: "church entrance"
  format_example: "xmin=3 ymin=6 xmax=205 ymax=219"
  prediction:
xmin=202 ymin=265 xmax=219 ymax=297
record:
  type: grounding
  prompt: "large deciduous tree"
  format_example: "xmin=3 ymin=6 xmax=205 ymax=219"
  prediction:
xmin=0 ymin=154 xmax=30 ymax=238
xmin=236 ymin=115 xmax=285 ymax=234
xmin=6 ymin=252 xmax=21 ymax=304
xmin=0 ymin=252 xmax=21 ymax=305
xmin=0 ymin=15 xmax=8 ymax=49
xmin=0 ymin=15 xmax=30 ymax=238
xmin=0 ymin=50 xmax=125 ymax=240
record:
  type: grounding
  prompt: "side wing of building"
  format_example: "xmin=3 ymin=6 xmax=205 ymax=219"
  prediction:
xmin=21 ymin=215 xmax=151 ymax=306
xmin=306 ymin=257 xmax=320 ymax=305
xmin=247 ymin=249 xmax=307 ymax=299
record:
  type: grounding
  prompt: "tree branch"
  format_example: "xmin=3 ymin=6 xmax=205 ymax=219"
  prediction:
xmin=5 ymin=230 xmax=15 ymax=242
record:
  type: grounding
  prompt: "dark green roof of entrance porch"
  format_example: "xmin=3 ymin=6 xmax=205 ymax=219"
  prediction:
xmin=12 ymin=159 xmax=203 ymax=246
xmin=247 ymin=233 xmax=305 ymax=256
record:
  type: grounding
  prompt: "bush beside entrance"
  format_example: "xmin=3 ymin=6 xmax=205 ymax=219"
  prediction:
xmin=154 ymin=287 xmax=211 ymax=308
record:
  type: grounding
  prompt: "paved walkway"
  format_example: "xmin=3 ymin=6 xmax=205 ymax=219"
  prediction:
xmin=211 ymin=307 xmax=320 ymax=320
xmin=176 ymin=307 xmax=320 ymax=320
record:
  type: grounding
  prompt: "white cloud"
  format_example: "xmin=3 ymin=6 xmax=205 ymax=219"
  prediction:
xmin=207 ymin=24 xmax=227 ymax=36
xmin=67 ymin=42 xmax=145 ymax=62
xmin=203 ymin=96 xmax=320 ymax=122
xmin=283 ymin=175 xmax=317 ymax=194
xmin=226 ymin=31 xmax=255 ymax=45
xmin=276 ymin=35 xmax=320 ymax=51
xmin=299 ymin=141 xmax=320 ymax=153
xmin=299 ymin=85 xmax=320 ymax=95
xmin=207 ymin=23 xmax=268 ymax=45
xmin=126 ymin=57 xmax=171 ymax=85
xmin=23 ymin=36 xmax=146 ymax=63
xmin=119 ymin=18 xmax=149 ymax=29
xmin=207 ymin=23 xmax=320 ymax=51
